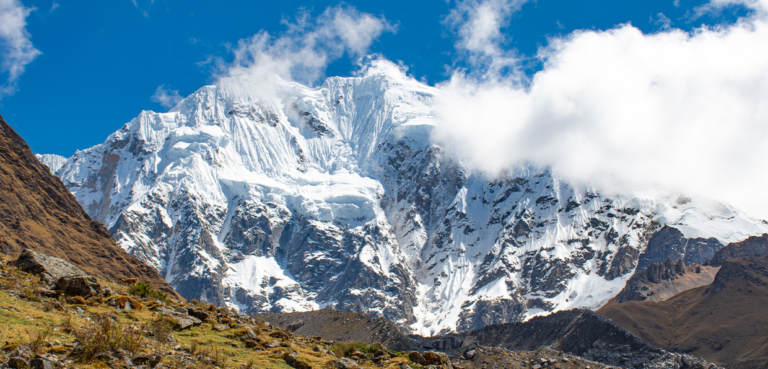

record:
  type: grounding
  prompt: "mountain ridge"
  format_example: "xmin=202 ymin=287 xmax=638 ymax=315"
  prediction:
xmin=44 ymin=71 xmax=768 ymax=335
xmin=599 ymin=256 xmax=768 ymax=368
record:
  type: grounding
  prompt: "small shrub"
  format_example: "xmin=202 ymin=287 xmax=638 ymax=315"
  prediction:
xmin=241 ymin=358 xmax=256 ymax=369
xmin=59 ymin=315 xmax=74 ymax=334
xmin=144 ymin=315 xmax=175 ymax=344
xmin=71 ymin=314 xmax=145 ymax=362
xmin=128 ymin=282 xmax=167 ymax=300
xmin=199 ymin=344 xmax=226 ymax=367
xmin=42 ymin=300 xmax=60 ymax=312
xmin=27 ymin=327 xmax=53 ymax=353
xmin=331 ymin=341 xmax=384 ymax=357
xmin=21 ymin=287 xmax=40 ymax=302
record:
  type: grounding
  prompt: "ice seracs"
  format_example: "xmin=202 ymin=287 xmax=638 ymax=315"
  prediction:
xmin=36 ymin=153 xmax=66 ymax=174
xmin=48 ymin=63 xmax=768 ymax=336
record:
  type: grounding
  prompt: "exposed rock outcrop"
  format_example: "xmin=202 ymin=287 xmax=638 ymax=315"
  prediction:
xmin=708 ymin=233 xmax=768 ymax=266
xmin=12 ymin=249 xmax=88 ymax=288
xmin=615 ymin=258 xmax=719 ymax=303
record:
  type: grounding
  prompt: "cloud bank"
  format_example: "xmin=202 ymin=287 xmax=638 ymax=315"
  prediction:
xmin=430 ymin=0 xmax=768 ymax=218
xmin=222 ymin=5 xmax=395 ymax=89
xmin=0 ymin=0 xmax=40 ymax=98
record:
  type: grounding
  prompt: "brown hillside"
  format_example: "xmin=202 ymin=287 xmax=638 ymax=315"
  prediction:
xmin=598 ymin=256 xmax=768 ymax=368
xmin=0 ymin=114 xmax=177 ymax=297
xmin=614 ymin=258 xmax=719 ymax=303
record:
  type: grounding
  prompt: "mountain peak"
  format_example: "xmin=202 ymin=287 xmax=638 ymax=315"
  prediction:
xmin=43 ymin=75 xmax=768 ymax=336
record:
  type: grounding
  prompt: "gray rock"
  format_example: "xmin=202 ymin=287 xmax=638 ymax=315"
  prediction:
xmin=12 ymin=249 xmax=87 ymax=289
xmin=174 ymin=315 xmax=202 ymax=330
xmin=56 ymin=276 xmax=100 ymax=297
xmin=408 ymin=351 xmax=426 ymax=365
xmin=329 ymin=358 xmax=359 ymax=369
xmin=187 ymin=306 xmax=213 ymax=321
xmin=282 ymin=352 xmax=312 ymax=369
xmin=29 ymin=358 xmax=52 ymax=369
xmin=7 ymin=357 xmax=28 ymax=369
xmin=29 ymin=357 xmax=53 ymax=369
xmin=132 ymin=354 xmax=161 ymax=368
xmin=422 ymin=351 xmax=452 ymax=369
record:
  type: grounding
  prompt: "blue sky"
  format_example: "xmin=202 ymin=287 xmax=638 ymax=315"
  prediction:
xmin=0 ymin=0 xmax=748 ymax=157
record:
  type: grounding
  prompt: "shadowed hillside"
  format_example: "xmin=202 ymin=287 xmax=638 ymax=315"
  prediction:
xmin=599 ymin=256 xmax=768 ymax=368
xmin=0 ymin=114 xmax=176 ymax=297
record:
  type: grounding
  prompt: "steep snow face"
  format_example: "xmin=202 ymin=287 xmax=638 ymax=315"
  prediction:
xmin=52 ymin=70 xmax=768 ymax=336
xmin=36 ymin=153 xmax=67 ymax=174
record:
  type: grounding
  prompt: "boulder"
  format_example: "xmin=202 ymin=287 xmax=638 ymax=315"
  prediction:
xmin=174 ymin=315 xmax=202 ymax=330
xmin=187 ymin=306 xmax=213 ymax=321
xmin=329 ymin=358 xmax=359 ymax=369
xmin=423 ymin=351 xmax=452 ymax=368
xmin=131 ymin=354 xmax=161 ymax=368
xmin=463 ymin=349 xmax=476 ymax=360
xmin=29 ymin=358 xmax=54 ymax=369
xmin=269 ymin=330 xmax=291 ymax=340
xmin=282 ymin=352 xmax=312 ymax=369
xmin=56 ymin=276 xmax=100 ymax=297
xmin=7 ymin=357 xmax=29 ymax=369
xmin=408 ymin=352 xmax=426 ymax=366
xmin=32 ymin=286 xmax=57 ymax=298
xmin=12 ymin=249 xmax=86 ymax=289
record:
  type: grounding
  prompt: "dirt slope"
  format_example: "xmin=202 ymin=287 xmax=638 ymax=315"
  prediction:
xmin=615 ymin=258 xmax=719 ymax=303
xmin=0 ymin=114 xmax=176 ymax=297
xmin=599 ymin=256 xmax=768 ymax=368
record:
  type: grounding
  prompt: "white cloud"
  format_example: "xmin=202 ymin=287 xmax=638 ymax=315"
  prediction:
xmin=444 ymin=0 xmax=527 ymax=80
xmin=151 ymin=85 xmax=182 ymax=110
xmin=0 ymin=0 xmax=41 ymax=98
xmin=222 ymin=5 xmax=395 ymax=90
xmin=431 ymin=0 xmax=768 ymax=219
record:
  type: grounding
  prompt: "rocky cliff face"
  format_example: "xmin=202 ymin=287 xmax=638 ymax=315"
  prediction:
xmin=709 ymin=233 xmax=768 ymax=266
xmin=0 ymin=115 xmax=176 ymax=297
xmin=46 ymin=70 xmax=768 ymax=335
xmin=636 ymin=226 xmax=725 ymax=272
xmin=615 ymin=259 xmax=719 ymax=303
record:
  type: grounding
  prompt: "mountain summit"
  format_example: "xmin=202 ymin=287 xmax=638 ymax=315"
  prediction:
xmin=48 ymin=69 xmax=768 ymax=335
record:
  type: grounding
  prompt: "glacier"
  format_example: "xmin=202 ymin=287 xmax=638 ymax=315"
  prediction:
xmin=36 ymin=153 xmax=67 ymax=174
xmin=49 ymin=66 xmax=768 ymax=336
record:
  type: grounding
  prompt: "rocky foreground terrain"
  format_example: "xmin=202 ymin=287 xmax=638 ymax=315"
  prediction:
xmin=0 ymin=249 xmax=632 ymax=369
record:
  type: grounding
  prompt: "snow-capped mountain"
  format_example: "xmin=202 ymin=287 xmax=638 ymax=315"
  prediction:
xmin=36 ymin=153 xmax=67 ymax=174
xmin=49 ymin=67 xmax=768 ymax=336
